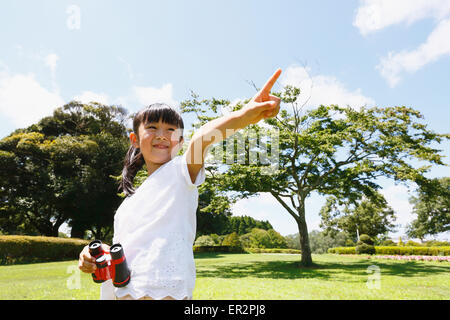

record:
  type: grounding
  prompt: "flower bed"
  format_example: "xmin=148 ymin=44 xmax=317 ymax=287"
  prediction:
xmin=328 ymin=246 xmax=450 ymax=256
xmin=373 ymin=255 xmax=450 ymax=262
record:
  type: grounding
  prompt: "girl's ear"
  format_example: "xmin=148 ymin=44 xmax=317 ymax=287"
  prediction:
xmin=129 ymin=132 xmax=139 ymax=148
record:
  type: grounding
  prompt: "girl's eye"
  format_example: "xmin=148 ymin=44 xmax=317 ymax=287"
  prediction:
xmin=145 ymin=126 xmax=176 ymax=132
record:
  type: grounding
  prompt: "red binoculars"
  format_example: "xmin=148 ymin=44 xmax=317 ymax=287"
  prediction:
xmin=88 ymin=240 xmax=131 ymax=288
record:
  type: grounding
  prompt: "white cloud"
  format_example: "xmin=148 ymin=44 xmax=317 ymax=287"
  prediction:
xmin=380 ymin=183 xmax=450 ymax=241
xmin=45 ymin=53 xmax=60 ymax=93
xmin=132 ymin=83 xmax=178 ymax=109
xmin=377 ymin=19 xmax=450 ymax=87
xmin=73 ymin=91 xmax=110 ymax=105
xmin=231 ymin=192 xmax=326 ymax=236
xmin=45 ymin=54 xmax=59 ymax=75
xmin=354 ymin=0 xmax=450 ymax=36
xmin=0 ymin=71 xmax=64 ymax=129
xmin=117 ymin=56 xmax=136 ymax=80
xmin=280 ymin=65 xmax=375 ymax=110
xmin=72 ymin=83 xmax=179 ymax=117
xmin=231 ymin=192 xmax=298 ymax=236
xmin=380 ymin=184 xmax=414 ymax=231
xmin=354 ymin=0 xmax=450 ymax=87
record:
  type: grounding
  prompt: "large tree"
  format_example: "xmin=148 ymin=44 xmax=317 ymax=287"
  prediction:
xmin=181 ymin=85 xmax=449 ymax=266
xmin=318 ymin=191 xmax=397 ymax=239
xmin=406 ymin=177 xmax=450 ymax=240
xmin=0 ymin=101 xmax=129 ymax=238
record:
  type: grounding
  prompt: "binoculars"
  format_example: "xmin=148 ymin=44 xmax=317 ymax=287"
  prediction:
xmin=88 ymin=240 xmax=131 ymax=287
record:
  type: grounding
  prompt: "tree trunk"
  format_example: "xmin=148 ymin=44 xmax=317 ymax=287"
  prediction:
xmin=51 ymin=217 xmax=65 ymax=237
xmin=70 ymin=220 xmax=87 ymax=239
xmin=297 ymin=202 xmax=313 ymax=266
xmin=270 ymin=191 xmax=314 ymax=266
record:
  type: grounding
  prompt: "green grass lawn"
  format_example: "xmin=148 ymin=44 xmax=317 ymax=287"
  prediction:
xmin=0 ymin=253 xmax=448 ymax=300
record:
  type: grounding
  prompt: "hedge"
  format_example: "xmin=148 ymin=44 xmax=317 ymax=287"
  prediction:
xmin=193 ymin=245 xmax=245 ymax=253
xmin=328 ymin=247 xmax=356 ymax=255
xmin=193 ymin=246 xmax=301 ymax=254
xmin=245 ymin=248 xmax=301 ymax=254
xmin=0 ymin=235 xmax=89 ymax=265
xmin=328 ymin=246 xmax=450 ymax=256
xmin=1 ymin=236 xmax=300 ymax=265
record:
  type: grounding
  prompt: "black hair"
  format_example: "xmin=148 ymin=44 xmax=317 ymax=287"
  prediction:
xmin=119 ymin=103 xmax=184 ymax=196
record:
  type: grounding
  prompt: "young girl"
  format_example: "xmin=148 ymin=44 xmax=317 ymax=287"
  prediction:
xmin=78 ymin=69 xmax=282 ymax=300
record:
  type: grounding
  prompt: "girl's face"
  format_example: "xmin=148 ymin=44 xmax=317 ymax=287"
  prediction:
xmin=130 ymin=119 xmax=183 ymax=169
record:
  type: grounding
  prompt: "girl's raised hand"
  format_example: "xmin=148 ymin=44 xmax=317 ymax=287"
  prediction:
xmin=240 ymin=68 xmax=282 ymax=125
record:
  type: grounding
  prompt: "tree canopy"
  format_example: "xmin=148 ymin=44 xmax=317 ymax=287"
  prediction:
xmin=0 ymin=101 xmax=129 ymax=239
xmin=319 ymin=191 xmax=397 ymax=239
xmin=406 ymin=177 xmax=450 ymax=239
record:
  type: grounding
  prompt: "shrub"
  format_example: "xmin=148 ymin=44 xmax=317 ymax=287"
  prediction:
xmin=209 ymin=234 xmax=223 ymax=246
xmin=356 ymin=234 xmax=375 ymax=255
xmin=239 ymin=233 xmax=252 ymax=248
xmin=194 ymin=235 xmax=215 ymax=246
xmin=345 ymin=239 xmax=356 ymax=247
xmin=243 ymin=228 xmax=288 ymax=249
xmin=356 ymin=243 xmax=376 ymax=255
xmin=266 ymin=229 xmax=288 ymax=248
xmin=222 ymin=232 xmax=242 ymax=249
xmin=381 ymin=239 xmax=396 ymax=246
xmin=424 ymin=240 xmax=450 ymax=247
xmin=358 ymin=234 xmax=374 ymax=245
xmin=405 ymin=240 xmax=422 ymax=247
xmin=0 ymin=235 xmax=89 ymax=265
xmin=247 ymin=228 xmax=271 ymax=248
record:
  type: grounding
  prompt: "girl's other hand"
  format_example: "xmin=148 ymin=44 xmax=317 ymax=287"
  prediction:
xmin=78 ymin=245 xmax=97 ymax=273
xmin=78 ymin=243 xmax=110 ymax=274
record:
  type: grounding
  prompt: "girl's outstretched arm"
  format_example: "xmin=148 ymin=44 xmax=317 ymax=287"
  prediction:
xmin=185 ymin=69 xmax=282 ymax=184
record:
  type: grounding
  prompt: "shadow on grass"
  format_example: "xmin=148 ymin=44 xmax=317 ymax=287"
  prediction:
xmin=195 ymin=255 xmax=450 ymax=281
xmin=194 ymin=252 xmax=229 ymax=259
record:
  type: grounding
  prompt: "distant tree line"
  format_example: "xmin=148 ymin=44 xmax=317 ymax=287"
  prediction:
xmin=196 ymin=212 xmax=273 ymax=238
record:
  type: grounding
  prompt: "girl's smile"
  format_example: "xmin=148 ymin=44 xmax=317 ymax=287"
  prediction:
xmin=152 ymin=143 xmax=169 ymax=149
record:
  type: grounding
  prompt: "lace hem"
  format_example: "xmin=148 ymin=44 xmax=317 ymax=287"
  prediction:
xmin=115 ymin=288 xmax=192 ymax=300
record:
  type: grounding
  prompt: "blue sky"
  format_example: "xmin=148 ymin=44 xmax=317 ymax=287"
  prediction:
xmin=1 ymin=0 xmax=449 ymax=240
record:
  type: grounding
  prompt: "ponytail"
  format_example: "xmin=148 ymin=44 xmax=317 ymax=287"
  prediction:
xmin=119 ymin=145 xmax=145 ymax=196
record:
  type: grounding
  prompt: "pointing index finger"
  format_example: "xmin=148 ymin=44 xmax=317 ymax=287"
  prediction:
xmin=260 ymin=68 xmax=282 ymax=94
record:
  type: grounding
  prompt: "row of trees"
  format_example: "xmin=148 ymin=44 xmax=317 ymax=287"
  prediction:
xmin=195 ymin=228 xmax=450 ymax=254
xmin=195 ymin=228 xmax=288 ymax=249
xmin=0 ymin=102 xmax=129 ymax=240
xmin=317 ymin=177 xmax=449 ymax=241
xmin=1 ymin=82 xmax=449 ymax=266
xmin=196 ymin=213 xmax=273 ymax=238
